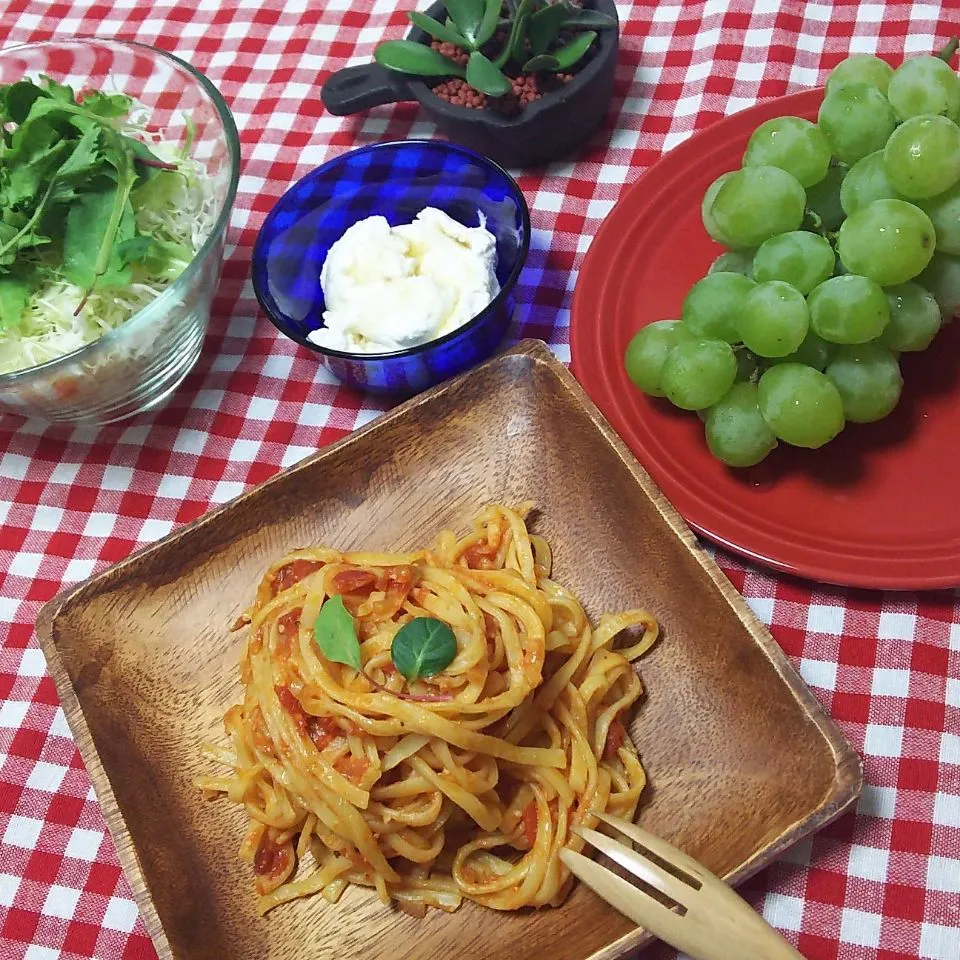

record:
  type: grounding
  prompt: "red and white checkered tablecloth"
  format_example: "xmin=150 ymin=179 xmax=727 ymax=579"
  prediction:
xmin=1 ymin=0 xmax=958 ymax=957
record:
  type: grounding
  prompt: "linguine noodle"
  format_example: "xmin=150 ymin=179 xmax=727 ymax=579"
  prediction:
xmin=197 ymin=503 xmax=658 ymax=916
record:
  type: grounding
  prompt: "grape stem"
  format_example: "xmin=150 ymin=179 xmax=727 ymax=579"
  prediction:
xmin=936 ymin=35 xmax=959 ymax=63
xmin=802 ymin=207 xmax=834 ymax=243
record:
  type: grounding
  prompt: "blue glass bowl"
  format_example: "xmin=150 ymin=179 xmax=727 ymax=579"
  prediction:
xmin=251 ymin=140 xmax=531 ymax=395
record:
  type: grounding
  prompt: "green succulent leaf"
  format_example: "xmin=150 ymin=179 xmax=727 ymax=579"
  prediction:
xmin=466 ymin=50 xmax=513 ymax=96
xmin=562 ymin=9 xmax=618 ymax=29
xmin=476 ymin=0 xmax=504 ymax=47
xmin=407 ymin=11 xmax=470 ymax=48
xmin=444 ymin=0 xmax=486 ymax=44
xmin=542 ymin=29 xmax=597 ymax=70
xmin=523 ymin=53 xmax=560 ymax=72
xmin=375 ymin=39 xmax=466 ymax=77
xmin=496 ymin=0 xmax=534 ymax=68
xmin=528 ymin=0 xmax=571 ymax=57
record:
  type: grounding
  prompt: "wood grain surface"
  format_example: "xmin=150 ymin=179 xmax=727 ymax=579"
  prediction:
xmin=35 ymin=340 xmax=862 ymax=960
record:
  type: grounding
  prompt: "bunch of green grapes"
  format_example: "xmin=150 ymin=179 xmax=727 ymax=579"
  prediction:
xmin=624 ymin=43 xmax=960 ymax=468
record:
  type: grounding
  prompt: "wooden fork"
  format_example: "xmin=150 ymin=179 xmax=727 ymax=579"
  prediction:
xmin=559 ymin=813 xmax=805 ymax=960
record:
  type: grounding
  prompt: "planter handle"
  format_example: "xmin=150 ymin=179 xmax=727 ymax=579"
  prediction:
xmin=321 ymin=63 xmax=416 ymax=116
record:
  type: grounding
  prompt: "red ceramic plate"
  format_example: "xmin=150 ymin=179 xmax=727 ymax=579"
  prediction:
xmin=571 ymin=88 xmax=960 ymax=591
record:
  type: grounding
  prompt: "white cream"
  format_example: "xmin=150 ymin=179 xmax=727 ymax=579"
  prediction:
xmin=309 ymin=207 xmax=500 ymax=354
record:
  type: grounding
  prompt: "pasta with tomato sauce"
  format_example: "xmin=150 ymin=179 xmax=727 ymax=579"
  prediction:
xmin=196 ymin=503 xmax=658 ymax=916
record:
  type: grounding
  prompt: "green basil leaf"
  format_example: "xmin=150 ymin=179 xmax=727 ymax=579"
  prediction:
xmin=466 ymin=50 xmax=512 ymax=97
xmin=314 ymin=595 xmax=362 ymax=671
xmin=527 ymin=0 xmax=570 ymax=57
xmin=390 ymin=617 xmax=457 ymax=683
xmin=545 ymin=30 xmax=596 ymax=70
xmin=375 ymin=39 xmax=467 ymax=78
xmin=407 ymin=11 xmax=470 ymax=48
xmin=444 ymin=0 xmax=485 ymax=44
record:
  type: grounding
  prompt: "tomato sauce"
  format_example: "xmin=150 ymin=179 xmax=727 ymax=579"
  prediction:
xmin=604 ymin=716 xmax=627 ymax=759
xmin=271 ymin=559 xmax=323 ymax=595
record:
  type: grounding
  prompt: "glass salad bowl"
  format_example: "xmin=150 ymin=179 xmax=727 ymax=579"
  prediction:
xmin=0 ymin=40 xmax=240 ymax=424
xmin=251 ymin=140 xmax=530 ymax=395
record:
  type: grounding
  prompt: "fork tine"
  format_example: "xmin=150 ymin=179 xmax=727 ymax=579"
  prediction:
xmin=560 ymin=847 xmax=687 ymax=933
xmin=595 ymin=813 xmax=707 ymax=883
xmin=573 ymin=825 xmax=694 ymax=907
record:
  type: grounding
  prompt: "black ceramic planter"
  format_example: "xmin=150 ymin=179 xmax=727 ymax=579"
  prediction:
xmin=321 ymin=0 xmax=619 ymax=168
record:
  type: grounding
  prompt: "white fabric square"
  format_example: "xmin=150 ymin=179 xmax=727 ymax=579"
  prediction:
xmin=18 ymin=648 xmax=46 ymax=678
xmin=746 ymin=596 xmax=774 ymax=623
xmin=840 ymin=908 xmax=882 ymax=948
xmin=65 ymin=827 xmax=103 ymax=862
xmin=42 ymin=884 xmax=81 ymax=920
xmin=859 ymin=785 xmax=898 ymax=820
xmin=864 ymin=723 xmax=904 ymax=758
xmin=926 ymin=856 xmax=960 ymax=894
xmin=26 ymin=761 xmax=68 ymax=793
xmin=806 ymin=603 xmax=845 ymax=634
xmin=31 ymin=505 xmax=64 ymax=532
xmin=847 ymin=844 xmax=889 ymax=882
xmin=800 ymin=658 xmax=838 ymax=691
xmin=877 ymin=611 xmax=916 ymax=640
xmin=0 ymin=873 xmax=21 ymax=908
xmin=0 ymin=700 xmax=29 ymax=729
xmin=3 ymin=815 xmax=43 ymax=849
xmin=871 ymin=667 xmax=911 ymax=697
xmin=920 ymin=923 xmax=960 ymax=960
xmin=933 ymin=791 xmax=960 ymax=828
xmin=103 ymin=895 xmax=140 ymax=933
xmin=762 ymin=892 xmax=805 ymax=932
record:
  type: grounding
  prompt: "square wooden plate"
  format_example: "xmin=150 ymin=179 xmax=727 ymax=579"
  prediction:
xmin=36 ymin=340 xmax=862 ymax=960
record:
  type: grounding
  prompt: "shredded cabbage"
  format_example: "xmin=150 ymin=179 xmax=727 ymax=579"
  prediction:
xmin=0 ymin=111 xmax=219 ymax=377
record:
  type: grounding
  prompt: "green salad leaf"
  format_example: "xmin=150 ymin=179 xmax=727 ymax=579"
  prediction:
xmin=0 ymin=74 xmax=180 ymax=323
xmin=0 ymin=272 xmax=30 ymax=329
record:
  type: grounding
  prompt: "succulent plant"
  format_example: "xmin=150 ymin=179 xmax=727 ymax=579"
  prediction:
xmin=375 ymin=0 xmax=616 ymax=97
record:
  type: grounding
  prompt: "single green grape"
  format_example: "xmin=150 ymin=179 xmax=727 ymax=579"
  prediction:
xmin=766 ymin=331 xmax=834 ymax=370
xmin=887 ymin=55 xmax=960 ymax=121
xmin=707 ymin=166 xmax=806 ymax=249
xmin=752 ymin=231 xmax=836 ymax=294
xmin=808 ymin=274 xmax=890 ymax=343
xmin=883 ymin=115 xmax=960 ymax=200
xmin=918 ymin=181 xmax=960 ymax=255
xmin=840 ymin=150 xmax=903 ymax=215
xmin=757 ymin=363 xmax=845 ymax=448
xmin=738 ymin=281 xmax=810 ymax=357
xmin=836 ymin=198 xmax=936 ymax=285
xmin=660 ymin=338 xmax=738 ymax=410
xmin=681 ymin=272 xmax=756 ymax=342
xmin=817 ymin=82 xmax=897 ymax=165
xmin=806 ymin=165 xmax=848 ymax=233
xmin=702 ymin=172 xmax=737 ymax=246
xmin=880 ymin=281 xmax=942 ymax=351
xmin=705 ymin=382 xmax=778 ymax=467
xmin=708 ymin=250 xmax=755 ymax=278
xmin=623 ymin=320 xmax=694 ymax=396
xmin=742 ymin=116 xmax=832 ymax=188
xmin=917 ymin=252 xmax=960 ymax=320
xmin=825 ymin=343 xmax=903 ymax=422
xmin=825 ymin=54 xmax=894 ymax=96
